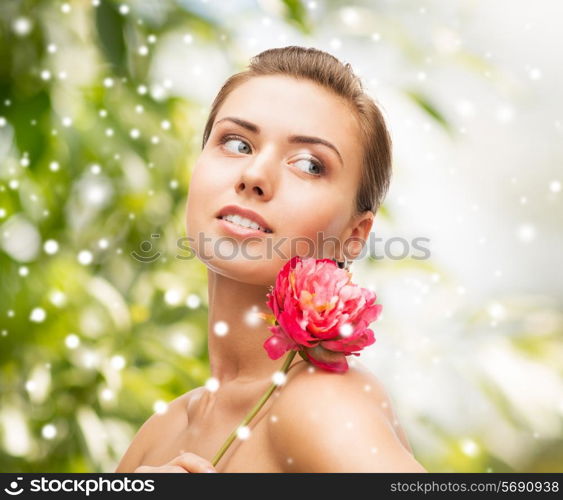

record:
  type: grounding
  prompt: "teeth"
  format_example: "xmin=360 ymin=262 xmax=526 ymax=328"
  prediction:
xmin=222 ymin=214 xmax=270 ymax=232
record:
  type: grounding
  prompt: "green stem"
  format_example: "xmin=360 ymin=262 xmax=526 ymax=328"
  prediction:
xmin=211 ymin=350 xmax=298 ymax=467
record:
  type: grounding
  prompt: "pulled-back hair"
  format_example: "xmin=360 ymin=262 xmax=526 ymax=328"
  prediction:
xmin=201 ymin=46 xmax=392 ymax=215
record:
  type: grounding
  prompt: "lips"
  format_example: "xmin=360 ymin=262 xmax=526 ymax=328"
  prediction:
xmin=216 ymin=204 xmax=273 ymax=233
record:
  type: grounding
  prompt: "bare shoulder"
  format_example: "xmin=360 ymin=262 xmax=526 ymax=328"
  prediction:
xmin=267 ymin=360 xmax=427 ymax=473
xmin=114 ymin=387 xmax=203 ymax=473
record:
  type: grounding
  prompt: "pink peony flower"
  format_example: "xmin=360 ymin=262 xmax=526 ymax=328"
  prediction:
xmin=262 ymin=256 xmax=382 ymax=373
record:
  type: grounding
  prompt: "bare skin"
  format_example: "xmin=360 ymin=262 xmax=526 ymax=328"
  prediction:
xmin=115 ymin=74 xmax=427 ymax=473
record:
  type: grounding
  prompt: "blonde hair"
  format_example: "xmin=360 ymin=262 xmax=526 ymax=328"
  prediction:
xmin=202 ymin=46 xmax=392 ymax=215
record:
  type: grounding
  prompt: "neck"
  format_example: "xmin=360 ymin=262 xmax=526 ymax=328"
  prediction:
xmin=206 ymin=269 xmax=297 ymax=385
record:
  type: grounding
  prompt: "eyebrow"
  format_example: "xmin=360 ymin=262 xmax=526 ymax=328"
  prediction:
xmin=214 ymin=116 xmax=344 ymax=167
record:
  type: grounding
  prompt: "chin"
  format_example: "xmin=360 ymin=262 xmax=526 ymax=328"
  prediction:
xmin=202 ymin=255 xmax=279 ymax=286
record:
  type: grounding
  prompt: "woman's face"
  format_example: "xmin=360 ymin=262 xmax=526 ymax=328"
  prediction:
xmin=185 ymin=74 xmax=372 ymax=285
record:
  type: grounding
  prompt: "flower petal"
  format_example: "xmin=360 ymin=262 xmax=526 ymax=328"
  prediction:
xmin=302 ymin=345 xmax=349 ymax=373
xmin=320 ymin=328 xmax=376 ymax=354
xmin=263 ymin=326 xmax=298 ymax=360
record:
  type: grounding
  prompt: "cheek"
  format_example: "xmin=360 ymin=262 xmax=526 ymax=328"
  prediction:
xmin=274 ymin=195 xmax=349 ymax=260
xmin=185 ymin=158 xmax=219 ymax=233
xmin=283 ymin=187 xmax=349 ymax=236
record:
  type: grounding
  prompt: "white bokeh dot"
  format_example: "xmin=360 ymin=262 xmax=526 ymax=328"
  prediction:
xmin=110 ymin=355 xmax=126 ymax=370
xmin=272 ymin=371 xmax=287 ymax=386
xmin=153 ymin=400 xmax=168 ymax=414
xmin=77 ymin=250 xmax=93 ymax=265
xmin=44 ymin=239 xmax=59 ymax=255
xmin=339 ymin=322 xmax=353 ymax=337
xmin=49 ymin=290 xmax=66 ymax=307
xmin=205 ymin=377 xmax=220 ymax=392
xmin=42 ymin=424 xmax=57 ymax=439
xmin=517 ymin=224 xmax=536 ymax=243
xmin=186 ymin=293 xmax=201 ymax=309
xmin=30 ymin=307 xmax=46 ymax=323
xmin=236 ymin=426 xmax=251 ymax=440
xmin=101 ymin=388 xmax=114 ymax=401
xmin=164 ymin=288 xmax=182 ymax=306
xmin=460 ymin=438 xmax=479 ymax=456
xmin=244 ymin=307 xmax=262 ymax=327
xmin=214 ymin=321 xmax=229 ymax=337
xmin=12 ymin=17 xmax=33 ymax=36
xmin=65 ymin=334 xmax=80 ymax=349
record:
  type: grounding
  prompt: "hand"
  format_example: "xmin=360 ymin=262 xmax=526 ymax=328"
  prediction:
xmin=134 ymin=452 xmax=217 ymax=473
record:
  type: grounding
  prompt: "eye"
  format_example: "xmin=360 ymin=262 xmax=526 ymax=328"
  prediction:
xmin=293 ymin=156 xmax=326 ymax=177
xmin=218 ymin=133 xmax=326 ymax=177
xmin=219 ymin=134 xmax=252 ymax=154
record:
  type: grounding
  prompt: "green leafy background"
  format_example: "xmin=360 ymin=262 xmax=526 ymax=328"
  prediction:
xmin=1 ymin=0 xmax=562 ymax=473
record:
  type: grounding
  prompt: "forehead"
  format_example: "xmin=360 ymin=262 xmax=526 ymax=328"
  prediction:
xmin=215 ymin=75 xmax=361 ymax=166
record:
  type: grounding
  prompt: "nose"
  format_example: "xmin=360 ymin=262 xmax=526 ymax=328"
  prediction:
xmin=235 ymin=148 xmax=276 ymax=199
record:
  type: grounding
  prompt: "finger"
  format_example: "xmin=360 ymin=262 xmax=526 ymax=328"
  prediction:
xmin=170 ymin=452 xmax=217 ymax=473
xmin=134 ymin=465 xmax=152 ymax=473
xmin=159 ymin=465 xmax=188 ymax=473
xmin=134 ymin=464 xmax=187 ymax=473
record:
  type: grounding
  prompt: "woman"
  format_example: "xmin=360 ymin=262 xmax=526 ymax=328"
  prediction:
xmin=115 ymin=46 xmax=427 ymax=473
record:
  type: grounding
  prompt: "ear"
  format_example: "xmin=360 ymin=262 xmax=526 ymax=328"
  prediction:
xmin=343 ymin=211 xmax=374 ymax=261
